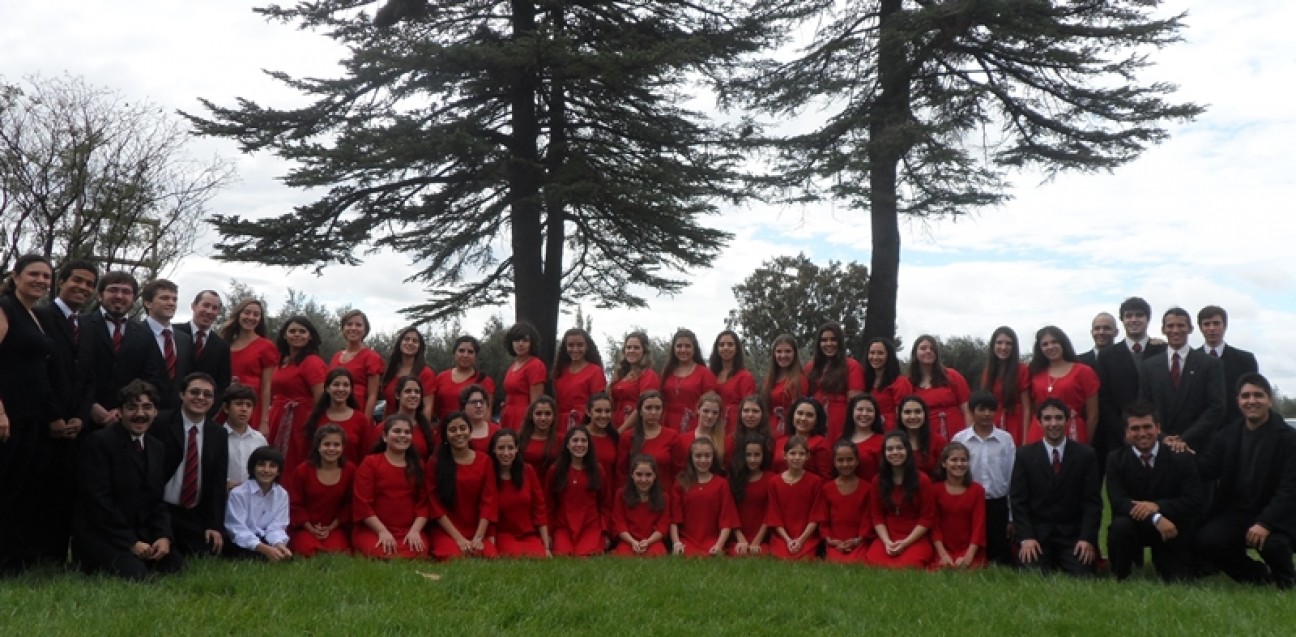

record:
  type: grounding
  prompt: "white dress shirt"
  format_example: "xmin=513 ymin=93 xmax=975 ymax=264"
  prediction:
xmin=224 ymin=480 xmax=290 ymax=550
xmin=225 ymin=424 xmax=269 ymax=485
xmin=952 ymin=427 xmax=1015 ymax=499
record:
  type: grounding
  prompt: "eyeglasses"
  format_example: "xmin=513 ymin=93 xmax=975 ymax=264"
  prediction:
xmin=466 ymin=399 xmax=487 ymax=407
xmin=185 ymin=389 xmax=215 ymax=399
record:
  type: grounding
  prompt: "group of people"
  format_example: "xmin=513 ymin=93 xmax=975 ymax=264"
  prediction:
xmin=1 ymin=254 xmax=1293 ymax=587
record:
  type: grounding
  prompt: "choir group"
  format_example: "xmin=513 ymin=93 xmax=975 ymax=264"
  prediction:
xmin=1 ymin=254 xmax=1293 ymax=588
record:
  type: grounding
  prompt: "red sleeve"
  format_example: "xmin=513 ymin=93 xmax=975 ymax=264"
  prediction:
xmin=717 ymin=478 xmax=740 ymax=530
xmin=525 ymin=465 xmax=548 ymax=528
xmin=764 ymin=480 xmax=784 ymax=529
xmin=932 ymin=486 xmax=947 ymax=544
xmin=258 ymin=338 xmax=281 ymax=368
xmin=423 ymin=457 xmax=447 ymax=520
xmin=669 ymin=433 xmax=688 ymax=480
xmin=848 ymin=359 xmax=866 ymax=393
xmin=970 ymin=482 xmax=987 ymax=548
xmin=640 ymin=369 xmax=660 ymax=395
xmin=917 ymin=477 xmax=937 ymax=528
xmin=479 ymin=456 xmax=498 ymax=524
xmin=364 ymin=348 xmax=384 ymax=378
xmin=612 ymin=490 xmax=629 ymax=535
xmin=813 ymin=439 xmax=833 ymax=478
xmin=700 ymin=367 xmax=717 ymax=395
xmin=949 ymin=370 xmax=971 ymax=404
xmin=352 ymin=458 xmax=377 ymax=523
xmin=1078 ymin=364 xmax=1100 ymax=398
xmin=525 ymin=358 xmax=547 ymax=386
xmin=302 ymin=355 xmax=329 ymax=386
xmin=286 ymin=463 xmax=308 ymax=530
xmin=806 ymin=477 xmax=827 ymax=525
xmin=857 ymin=487 xmax=874 ymax=539
xmin=419 ymin=368 xmax=438 ymax=396
xmin=590 ymin=366 xmax=608 ymax=394
xmin=656 ymin=492 xmax=673 ymax=536
xmin=1016 ymin=364 xmax=1031 ymax=391
xmin=616 ymin=435 xmax=633 ymax=487
xmin=738 ymin=370 xmax=757 ymax=400
xmin=671 ymin=484 xmax=686 ymax=525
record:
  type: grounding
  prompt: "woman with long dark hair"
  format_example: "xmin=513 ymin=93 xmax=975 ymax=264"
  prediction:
xmin=518 ymin=396 xmax=561 ymax=481
xmin=894 ymin=335 xmax=972 ymax=439
xmin=300 ymin=368 xmax=368 ymax=468
xmin=804 ymin=323 xmax=865 ymax=441
xmin=351 ymin=414 xmax=429 ymax=559
xmin=286 ymin=424 xmax=355 ymax=557
xmin=979 ymin=326 xmax=1030 ymax=445
xmin=617 ymin=391 xmax=685 ymax=491
xmin=609 ymin=331 xmax=658 ymax=432
xmin=268 ymin=316 xmax=327 ymax=454
xmin=434 ymin=335 xmax=496 ymax=423
xmin=330 ymin=309 xmax=384 ymax=422
xmin=896 ymin=394 xmax=947 ymax=480
xmin=499 ymin=322 xmax=547 ymax=430
xmin=552 ymin=328 xmax=606 ymax=436
xmin=427 ymin=411 xmax=498 ymax=560
xmin=865 ymin=431 xmax=935 ymax=569
xmin=380 ymin=327 xmax=436 ymax=424
xmin=761 ymin=334 xmax=807 ymax=437
xmin=841 ymin=394 xmax=885 ymax=482
xmin=863 ymin=337 xmax=904 ymax=429
xmin=547 ymin=426 xmax=610 ymax=556
xmin=659 ymin=329 xmax=717 ymax=434
xmin=489 ymin=429 xmax=551 ymax=558
xmin=1025 ymin=326 xmax=1099 ymax=444
xmin=709 ymin=330 xmax=756 ymax=432
xmin=728 ymin=434 xmax=774 ymax=556
xmin=221 ymin=298 xmax=279 ymax=432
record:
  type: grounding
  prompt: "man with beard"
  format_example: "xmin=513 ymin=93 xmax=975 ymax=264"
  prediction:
xmin=79 ymin=271 xmax=162 ymax=432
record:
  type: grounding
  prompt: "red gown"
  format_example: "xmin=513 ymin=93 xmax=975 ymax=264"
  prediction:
xmin=434 ymin=369 xmax=496 ymax=422
xmin=617 ymin=428 xmax=686 ymax=492
xmin=611 ymin=489 xmax=671 ymax=557
xmin=672 ymin=477 xmax=740 ymax=556
xmin=493 ymin=464 xmax=549 ymax=557
xmin=772 ymin=435 xmax=833 ymax=479
xmin=660 ymin=365 xmax=718 ymax=434
xmin=351 ymin=454 xmax=431 ymax=559
xmin=330 ymin=347 xmax=384 ymax=415
xmin=427 ymin=452 xmax=498 ymax=560
xmin=730 ymin=472 xmax=773 ymax=555
xmin=301 ymin=409 xmax=370 ymax=471
xmin=805 ymin=359 xmax=866 ymax=441
xmin=932 ymin=481 xmax=987 ymax=568
xmin=912 ymin=433 xmax=949 ymax=481
xmin=522 ymin=435 xmax=561 ymax=482
xmin=610 ymin=369 xmax=659 ymax=429
xmin=765 ymin=472 xmax=826 ymax=561
xmin=380 ymin=367 xmax=437 ymax=420
xmin=865 ymin=473 xmax=936 ymax=569
xmin=553 ymin=363 xmax=607 ymax=435
xmin=1026 ymin=364 xmax=1100 ymax=445
xmin=268 ymin=355 xmax=328 ymax=454
xmin=893 ymin=371 xmax=972 ymax=439
xmin=589 ymin=433 xmax=620 ymax=489
xmin=852 ymin=434 xmax=885 ymax=483
xmin=821 ymin=479 xmax=872 ymax=563
xmin=286 ymin=461 xmax=355 ymax=557
xmin=765 ymin=376 xmax=808 ymax=436
xmin=546 ymin=465 xmax=611 ymax=556
xmin=229 ymin=337 xmax=280 ymax=427
xmin=715 ymin=369 xmax=757 ymax=431
xmin=987 ymin=363 xmax=1031 ymax=445
xmin=501 ymin=357 xmax=547 ymax=430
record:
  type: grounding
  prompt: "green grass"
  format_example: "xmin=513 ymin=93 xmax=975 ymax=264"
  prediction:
xmin=2 ymin=556 xmax=1294 ymax=635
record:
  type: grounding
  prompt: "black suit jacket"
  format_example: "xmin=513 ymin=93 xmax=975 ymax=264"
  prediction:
xmin=1105 ymin=444 xmax=1204 ymax=528
xmin=78 ymin=311 xmax=164 ymax=425
xmin=1137 ymin=349 xmax=1225 ymax=451
xmin=1096 ymin=341 xmax=1167 ymax=450
xmin=1199 ymin=344 xmax=1259 ymax=424
xmin=1198 ymin=412 xmax=1296 ymax=538
xmin=149 ymin=410 xmax=229 ymax=533
xmin=71 ymin=424 xmax=172 ymax=559
xmin=141 ymin=320 xmax=193 ymax=411
xmin=1077 ymin=349 xmax=1098 ymax=369
xmin=175 ymin=322 xmax=230 ymax=417
xmin=35 ymin=302 xmax=86 ymax=421
xmin=1010 ymin=441 xmax=1102 ymax=545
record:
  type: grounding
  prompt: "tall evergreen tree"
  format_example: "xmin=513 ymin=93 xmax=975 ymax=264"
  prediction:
xmin=728 ymin=0 xmax=1203 ymax=342
xmin=186 ymin=1 xmax=766 ymax=363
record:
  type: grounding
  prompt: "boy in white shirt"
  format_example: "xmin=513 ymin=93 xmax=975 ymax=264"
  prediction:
xmin=223 ymin=385 xmax=267 ymax=489
xmin=224 ymin=446 xmax=292 ymax=562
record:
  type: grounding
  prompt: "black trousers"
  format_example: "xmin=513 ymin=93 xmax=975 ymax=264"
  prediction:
xmin=1197 ymin=509 xmax=1295 ymax=587
xmin=984 ymin=497 xmax=1012 ymax=566
xmin=1018 ymin=534 xmax=1096 ymax=577
xmin=1107 ymin=516 xmax=1195 ymax=581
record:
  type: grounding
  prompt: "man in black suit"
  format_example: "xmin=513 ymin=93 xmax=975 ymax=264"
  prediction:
xmin=1077 ymin=312 xmax=1118 ymax=369
xmin=1196 ymin=305 xmax=1259 ymax=425
xmin=175 ymin=290 xmax=230 ymax=418
xmin=1105 ymin=400 xmax=1203 ymax=581
xmin=140 ymin=279 xmax=192 ymax=411
xmin=1196 ymin=373 xmax=1296 ymax=588
xmin=150 ymin=372 xmax=228 ymax=557
xmin=1096 ymin=296 xmax=1166 ymax=475
xmin=79 ymin=271 xmax=163 ymax=431
xmin=1137 ymin=307 xmax=1225 ymax=452
xmin=1011 ymin=398 xmax=1103 ymax=576
xmin=71 ymin=380 xmax=183 ymax=580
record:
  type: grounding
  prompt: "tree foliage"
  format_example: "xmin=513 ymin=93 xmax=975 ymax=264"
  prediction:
xmin=936 ymin=335 xmax=988 ymax=388
xmin=726 ymin=253 xmax=869 ymax=360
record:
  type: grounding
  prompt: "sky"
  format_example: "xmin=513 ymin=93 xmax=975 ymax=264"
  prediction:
xmin=6 ymin=1 xmax=1295 ymax=393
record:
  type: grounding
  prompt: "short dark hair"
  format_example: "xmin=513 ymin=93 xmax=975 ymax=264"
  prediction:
xmin=1122 ymin=399 xmax=1159 ymax=426
xmin=1161 ymin=307 xmax=1191 ymax=325
xmin=1236 ymin=372 xmax=1272 ymax=399
xmin=191 ymin=289 xmax=222 ymax=305
xmin=247 ymin=446 xmax=285 ymax=482
xmin=180 ymin=372 xmax=217 ymax=392
xmin=504 ymin=322 xmax=542 ymax=356
xmin=1197 ymin=305 xmax=1228 ymax=327
xmin=56 ymin=259 xmax=98 ymax=285
xmin=140 ymin=279 xmax=177 ymax=302
xmin=968 ymin=390 xmax=998 ymax=412
xmin=1035 ymin=397 xmax=1070 ymax=419
xmin=98 ymin=271 xmax=139 ymax=295
xmin=120 ymin=379 xmax=160 ymax=406
xmin=223 ymin=384 xmax=256 ymax=404
xmin=1118 ymin=296 xmax=1151 ymax=318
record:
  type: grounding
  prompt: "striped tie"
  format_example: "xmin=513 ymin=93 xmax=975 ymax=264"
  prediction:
xmin=163 ymin=328 xmax=177 ymax=379
xmin=181 ymin=426 xmax=199 ymax=508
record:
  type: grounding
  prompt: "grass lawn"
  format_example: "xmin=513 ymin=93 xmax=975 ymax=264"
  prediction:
xmin=2 ymin=555 xmax=1293 ymax=635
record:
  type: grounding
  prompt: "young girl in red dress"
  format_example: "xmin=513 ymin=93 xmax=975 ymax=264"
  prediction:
xmin=761 ymin=334 xmax=808 ymax=437
xmin=489 ymin=429 xmax=551 ymax=557
xmin=863 ymin=337 xmax=904 ymax=428
xmin=709 ymin=330 xmax=757 ymax=431
xmin=547 ymin=426 xmax=610 ymax=556
xmin=380 ymin=327 xmax=437 ymax=424
xmin=330 ymin=310 xmax=384 ymax=422
xmin=804 ymin=323 xmax=865 ymax=441
xmin=841 ymin=394 xmax=885 ymax=483
xmin=610 ymin=331 xmax=658 ymax=433
xmin=584 ymin=392 xmax=620 ymax=485
xmin=269 ymin=317 xmax=327 ymax=454
xmin=552 ymin=328 xmax=607 ymax=435
xmin=302 ymin=369 xmax=369 ymax=469
xmin=822 ymin=441 xmax=871 ymax=563
xmin=427 ymin=411 xmax=498 ymax=560
xmin=766 ymin=436 xmax=826 ymax=561
xmin=979 ymin=326 xmax=1031 ymax=445
xmin=434 ymin=336 xmax=496 ymax=423
xmin=671 ymin=438 xmax=739 ymax=557
xmin=460 ymin=384 xmax=500 ymax=453
xmin=617 ymin=391 xmax=686 ymax=492
xmin=518 ymin=396 xmax=561 ymax=481
xmin=660 ymin=329 xmax=717 ymax=434
xmin=222 ymin=298 xmax=279 ymax=431
xmin=865 ymin=431 xmax=936 ymax=569
xmin=897 ymin=395 xmax=947 ymax=480
xmin=680 ymin=392 xmax=728 ymax=474
xmin=932 ymin=442 xmax=986 ymax=569
xmin=612 ymin=455 xmax=670 ymax=557
xmin=351 ymin=414 xmax=430 ymax=559
xmin=500 ymin=322 xmax=547 ymax=430
xmin=894 ymin=335 xmax=972 ymax=439
xmin=286 ymin=424 xmax=354 ymax=557
xmin=774 ymin=398 xmax=832 ymax=478
xmin=728 ymin=434 xmax=774 ymax=556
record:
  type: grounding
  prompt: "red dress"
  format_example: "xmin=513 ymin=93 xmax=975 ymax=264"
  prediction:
xmin=821 ymin=479 xmax=872 ymax=563
xmin=730 ymin=472 xmax=773 ymax=555
xmin=865 ymin=473 xmax=936 ymax=569
xmin=660 ymin=365 xmax=718 ymax=434
xmin=715 ymin=369 xmax=757 ymax=431
xmin=893 ymin=371 xmax=972 ymax=439
xmin=589 ymin=433 xmax=620 ymax=489
xmin=1026 ymin=364 xmax=1100 ymax=445
xmin=870 ymin=378 xmax=904 ymax=430
xmin=229 ymin=337 xmax=280 ymax=427
xmin=546 ymin=465 xmax=610 ymax=556
xmin=301 ymin=409 xmax=371 ymax=471
xmin=672 ymin=477 xmax=740 ymax=556
xmin=268 ymin=355 xmax=328 ymax=454
xmin=434 ymin=369 xmax=496 ymax=422
xmin=765 ymin=376 xmax=808 ymax=436
xmin=617 ymin=428 xmax=686 ymax=492
xmin=610 ymin=369 xmax=659 ymax=429
xmin=988 ymin=363 xmax=1031 ymax=445
xmin=493 ymin=464 xmax=549 ymax=558
xmin=501 ymin=357 xmax=547 ymax=429
xmin=805 ymin=359 xmax=866 ymax=441
xmin=611 ymin=489 xmax=671 ymax=557
xmin=469 ymin=424 xmax=499 ymax=454
xmin=427 ymin=452 xmax=498 ymax=560
xmin=773 ymin=435 xmax=833 ymax=479
xmin=553 ymin=363 xmax=607 ymax=435
xmin=330 ymin=347 xmax=384 ymax=415
xmin=351 ymin=454 xmax=430 ymax=559
xmin=852 ymin=434 xmax=885 ymax=483
xmin=932 ymin=481 xmax=987 ymax=568
xmin=286 ymin=461 xmax=355 ymax=557
xmin=380 ymin=367 xmax=437 ymax=420
xmin=912 ymin=433 xmax=949 ymax=481
xmin=522 ymin=435 xmax=561 ymax=482
xmin=765 ymin=472 xmax=826 ymax=561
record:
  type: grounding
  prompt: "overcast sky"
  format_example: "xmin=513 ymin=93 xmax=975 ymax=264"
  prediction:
xmin=6 ymin=1 xmax=1295 ymax=393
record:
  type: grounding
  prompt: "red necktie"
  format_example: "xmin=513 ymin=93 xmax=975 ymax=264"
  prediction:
xmin=1052 ymin=448 xmax=1061 ymax=475
xmin=1170 ymin=353 xmax=1181 ymax=388
xmin=1132 ymin=342 xmax=1143 ymax=355
xmin=1209 ymin=348 xmax=1218 ymax=358
xmin=134 ymin=437 xmax=145 ymax=453
xmin=163 ymin=328 xmax=177 ymax=379
xmin=69 ymin=313 xmax=79 ymax=346
xmin=181 ymin=426 xmax=199 ymax=508
xmin=1141 ymin=451 xmax=1153 ymax=469
xmin=111 ymin=317 xmax=125 ymax=353
xmin=194 ymin=329 xmax=206 ymax=358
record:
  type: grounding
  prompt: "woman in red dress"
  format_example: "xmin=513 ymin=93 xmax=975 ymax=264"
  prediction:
xmin=841 ymin=394 xmax=885 ymax=483
xmin=612 ymin=455 xmax=670 ymax=557
xmin=1025 ymin=326 xmax=1100 ymax=445
xmin=301 ymin=368 xmax=369 ymax=469
xmin=761 ymin=334 xmax=807 ymax=437
xmin=774 ymin=398 xmax=832 ymax=478
xmin=805 ymin=323 xmax=865 ymax=441
xmin=427 ymin=411 xmax=498 ymax=560
xmin=268 ymin=316 xmax=327 ymax=454
xmin=709 ymin=330 xmax=757 ymax=431
xmin=547 ymin=426 xmax=610 ymax=556
xmin=932 ymin=442 xmax=986 ymax=569
xmin=584 ymin=392 xmax=620 ymax=484
xmin=434 ymin=336 xmax=496 ymax=423
xmin=680 ymin=392 xmax=728 ymax=473
xmin=822 ymin=441 xmax=871 ymax=563
xmin=617 ymin=391 xmax=686 ymax=492
xmin=865 ymin=431 xmax=936 ymax=569
xmin=330 ymin=310 xmax=384 ymax=422
xmin=979 ymin=326 xmax=1030 ymax=445
xmin=766 ymin=436 xmax=826 ymax=561
xmin=460 ymin=384 xmax=499 ymax=453
xmin=380 ymin=327 xmax=436 ymax=424
xmin=729 ymin=395 xmax=774 ymax=459
xmin=896 ymin=395 xmax=947 ymax=480
xmin=552 ymin=328 xmax=606 ymax=435
xmin=499 ymin=322 xmax=547 ymax=430
xmin=671 ymin=438 xmax=740 ymax=557
xmin=351 ymin=414 xmax=430 ymax=559
xmin=518 ymin=395 xmax=561 ymax=480
xmin=863 ymin=337 xmax=904 ymax=428
xmin=660 ymin=329 xmax=717 ymax=434
xmin=895 ymin=335 xmax=972 ymax=439
xmin=488 ymin=429 xmax=551 ymax=558
xmin=610 ymin=331 xmax=658 ymax=433
xmin=728 ymin=434 xmax=774 ymax=556
xmin=364 ymin=376 xmax=437 ymax=462
xmin=287 ymin=424 xmax=354 ymax=556
xmin=221 ymin=298 xmax=279 ymax=432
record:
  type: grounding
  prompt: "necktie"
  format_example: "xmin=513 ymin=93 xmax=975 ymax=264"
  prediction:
xmin=1170 ymin=352 xmax=1181 ymax=387
xmin=69 ymin=313 xmax=79 ymax=346
xmin=181 ymin=426 xmax=199 ymax=508
xmin=1052 ymin=448 xmax=1061 ymax=475
xmin=134 ymin=437 xmax=145 ymax=453
xmin=162 ymin=328 xmax=177 ymax=379
xmin=1132 ymin=342 xmax=1143 ymax=355
xmin=111 ymin=317 xmax=125 ymax=353
xmin=1141 ymin=451 xmax=1153 ymax=469
xmin=1209 ymin=348 xmax=1218 ymax=358
xmin=194 ymin=329 xmax=206 ymax=358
